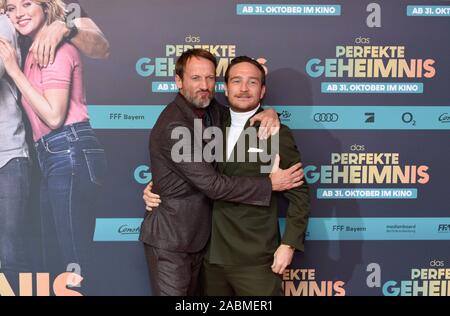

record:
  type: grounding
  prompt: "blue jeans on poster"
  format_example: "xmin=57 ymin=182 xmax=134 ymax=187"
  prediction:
xmin=35 ymin=121 xmax=106 ymax=294
xmin=0 ymin=157 xmax=30 ymax=292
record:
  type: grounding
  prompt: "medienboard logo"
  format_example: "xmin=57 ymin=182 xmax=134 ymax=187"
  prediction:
xmin=385 ymin=224 xmax=416 ymax=233
xmin=437 ymin=224 xmax=450 ymax=233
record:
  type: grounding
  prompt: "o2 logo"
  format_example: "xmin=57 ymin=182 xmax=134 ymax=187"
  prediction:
xmin=134 ymin=165 xmax=151 ymax=184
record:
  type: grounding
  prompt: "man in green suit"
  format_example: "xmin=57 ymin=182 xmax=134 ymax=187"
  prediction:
xmin=203 ymin=56 xmax=311 ymax=296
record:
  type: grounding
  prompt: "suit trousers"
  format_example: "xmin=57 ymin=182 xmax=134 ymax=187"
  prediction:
xmin=204 ymin=260 xmax=283 ymax=296
xmin=144 ymin=244 xmax=206 ymax=296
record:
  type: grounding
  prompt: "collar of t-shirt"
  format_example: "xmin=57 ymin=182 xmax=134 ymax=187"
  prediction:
xmin=227 ymin=105 xmax=261 ymax=160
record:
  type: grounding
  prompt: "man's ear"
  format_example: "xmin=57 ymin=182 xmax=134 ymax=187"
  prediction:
xmin=224 ymin=83 xmax=229 ymax=97
xmin=175 ymin=75 xmax=183 ymax=90
xmin=260 ymin=85 xmax=266 ymax=100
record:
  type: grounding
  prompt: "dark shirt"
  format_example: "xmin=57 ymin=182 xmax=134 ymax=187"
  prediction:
xmin=179 ymin=93 xmax=213 ymax=127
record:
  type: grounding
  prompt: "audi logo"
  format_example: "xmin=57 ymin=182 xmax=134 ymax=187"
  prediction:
xmin=314 ymin=113 xmax=339 ymax=122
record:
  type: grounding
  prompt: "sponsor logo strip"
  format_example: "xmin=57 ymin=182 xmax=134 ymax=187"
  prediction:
xmin=87 ymin=106 xmax=450 ymax=130
xmin=94 ymin=217 xmax=450 ymax=241
xmin=280 ymin=218 xmax=450 ymax=241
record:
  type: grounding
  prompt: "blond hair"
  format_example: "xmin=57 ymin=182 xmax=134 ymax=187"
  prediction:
xmin=0 ymin=0 xmax=66 ymax=24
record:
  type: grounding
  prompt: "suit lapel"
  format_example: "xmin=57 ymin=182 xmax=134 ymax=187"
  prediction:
xmin=218 ymin=110 xmax=231 ymax=173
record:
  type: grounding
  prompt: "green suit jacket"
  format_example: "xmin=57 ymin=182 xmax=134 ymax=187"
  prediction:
xmin=206 ymin=108 xmax=311 ymax=266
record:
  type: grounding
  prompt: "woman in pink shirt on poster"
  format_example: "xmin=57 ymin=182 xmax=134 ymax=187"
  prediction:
xmin=0 ymin=0 xmax=106 ymax=293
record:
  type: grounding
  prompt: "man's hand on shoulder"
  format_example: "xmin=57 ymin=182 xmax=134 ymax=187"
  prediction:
xmin=143 ymin=181 xmax=162 ymax=212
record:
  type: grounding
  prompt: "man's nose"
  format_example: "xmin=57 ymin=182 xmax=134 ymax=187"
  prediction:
xmin=240 ymin=81 xmax=249 ymax=92
xmin=200 ymin=78 xmax=209 ymax=90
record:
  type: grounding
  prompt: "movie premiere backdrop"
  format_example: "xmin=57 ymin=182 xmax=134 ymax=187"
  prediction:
xmin=5 ymin=0 xmax=450 ymax=296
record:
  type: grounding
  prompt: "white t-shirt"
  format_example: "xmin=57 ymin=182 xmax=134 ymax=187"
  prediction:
xmin=226 ymin=106 xmax=261 ymax=160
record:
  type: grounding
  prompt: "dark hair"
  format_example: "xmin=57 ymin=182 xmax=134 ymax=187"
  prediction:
xmin=225 ymin=56 xmax=266 ymax=86
xmin=175 ymin=49 xmax=217 ymax=79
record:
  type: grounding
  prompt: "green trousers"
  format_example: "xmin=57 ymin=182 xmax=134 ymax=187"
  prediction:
xmin=204 ymin=260 xmax=283 ymax=296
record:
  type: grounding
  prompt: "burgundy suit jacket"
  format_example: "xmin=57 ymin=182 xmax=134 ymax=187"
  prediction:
xmin=139 ymin=94 xmax=272 ymax=252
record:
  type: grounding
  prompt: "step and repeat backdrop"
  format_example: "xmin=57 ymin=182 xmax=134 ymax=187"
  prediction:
xmin=8 ymin=0 xmax=450 ymax=296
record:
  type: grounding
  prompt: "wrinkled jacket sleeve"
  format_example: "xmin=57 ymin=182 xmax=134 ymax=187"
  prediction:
xmin=278 ymin=126 xmax=311 ymax=252
xmin=159 ymin=121 xmax=273 ymax=206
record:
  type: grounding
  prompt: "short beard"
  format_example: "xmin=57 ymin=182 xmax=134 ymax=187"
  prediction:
xmin=183 ymin=91 xmax=213 ymax=109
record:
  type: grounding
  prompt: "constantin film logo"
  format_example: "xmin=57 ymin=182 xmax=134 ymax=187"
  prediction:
xmin=118 ymin=224 xmax=141 ymax=235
